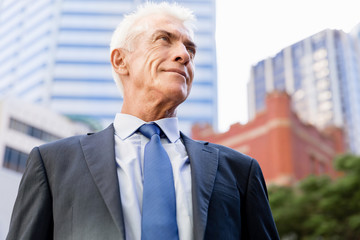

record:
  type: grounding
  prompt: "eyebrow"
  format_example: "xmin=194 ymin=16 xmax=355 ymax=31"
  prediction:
xmin=152 ymin=29 xmax=197 ymax=50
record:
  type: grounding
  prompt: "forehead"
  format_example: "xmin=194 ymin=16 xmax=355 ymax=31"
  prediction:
xmin=139 ymin=14 xmax=194 ymax=41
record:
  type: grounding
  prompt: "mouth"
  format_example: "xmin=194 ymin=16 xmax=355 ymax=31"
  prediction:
xmin=164 ymin=68 xmax=187 ymax=79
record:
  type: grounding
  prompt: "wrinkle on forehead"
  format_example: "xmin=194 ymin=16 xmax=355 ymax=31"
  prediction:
xmin=133 ymin=14 xmax=194 ymax=43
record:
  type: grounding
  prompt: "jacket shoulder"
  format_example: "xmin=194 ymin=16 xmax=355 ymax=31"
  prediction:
xmin=38 ymin=134 xmax=84 ymax=153
xmin=205 ymin=141 xmax=254 ymax=165
xmin=38 ymin=124 xmax=114 ymax=154
xmin=181 ymin=132 xmax=255 ymax=166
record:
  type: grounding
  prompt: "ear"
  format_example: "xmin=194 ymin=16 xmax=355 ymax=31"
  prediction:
xmin=111 ymin=48 xmax=129 ymax=75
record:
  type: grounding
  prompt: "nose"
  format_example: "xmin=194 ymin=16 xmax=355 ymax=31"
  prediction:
xmin=173 ymin=43 xmax=190 ymax=65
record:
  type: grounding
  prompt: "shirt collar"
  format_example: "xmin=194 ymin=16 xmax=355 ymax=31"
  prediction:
xmin=113 ymin=113 xmax=180 ymax=143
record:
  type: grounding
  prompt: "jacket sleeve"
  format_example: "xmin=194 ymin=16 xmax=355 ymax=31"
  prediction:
xmin=6 ymin=147 xmax=53 ymax=240
xmin=243 ymin=159 xmax=280 ymax=239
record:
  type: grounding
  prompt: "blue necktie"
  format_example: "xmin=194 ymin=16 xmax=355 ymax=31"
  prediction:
xmin=139 ymin=124 xmax=179 ymax=240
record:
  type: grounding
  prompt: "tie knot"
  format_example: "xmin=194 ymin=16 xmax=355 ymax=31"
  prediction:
xmin=138 ymin=124 xmax=161 ymax=139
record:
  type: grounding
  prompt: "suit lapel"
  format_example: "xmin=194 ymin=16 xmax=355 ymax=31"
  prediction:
xmin=79 ymin=126 xmax=218 ymax=239
xmin=80 ymin=124 xmax=125 ymax=239
xmin=181 ymin=133 xmax=219 ymax=240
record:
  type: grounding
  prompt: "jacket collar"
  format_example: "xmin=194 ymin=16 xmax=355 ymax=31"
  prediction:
xmin=80 ymin=124 xmax=126 ymax=239
xmin=181 ymin=132 xmax=219 ymax=240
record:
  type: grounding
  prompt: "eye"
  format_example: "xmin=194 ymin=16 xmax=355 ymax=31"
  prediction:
xmin=159 ymin=35 xmax=170 ymax=42
xmin=187 ymin=47 xmax=196 ymax=58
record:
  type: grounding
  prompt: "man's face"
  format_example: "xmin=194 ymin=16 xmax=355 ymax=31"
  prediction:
xmin=125 ymin=14 xmax=196 ymax=107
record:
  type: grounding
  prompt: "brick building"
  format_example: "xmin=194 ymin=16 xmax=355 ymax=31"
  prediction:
xmin=192 ymin=92 xmax=345 ymax=185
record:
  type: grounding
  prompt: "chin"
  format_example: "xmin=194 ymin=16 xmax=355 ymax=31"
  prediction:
xmin=169 ymin=86 xmax=189 ymax=100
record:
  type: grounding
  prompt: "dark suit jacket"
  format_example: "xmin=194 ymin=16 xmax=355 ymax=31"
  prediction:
xmin=7 ymin=124 xmax=279 ymax=240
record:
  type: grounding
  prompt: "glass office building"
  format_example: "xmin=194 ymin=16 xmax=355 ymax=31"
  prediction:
xmin=347 ymin=24 xmax=360 ymax=155
xmin=248 ymin=28 xmax=360 ymax=154
xmin=0 ymin=0 xmax=217 ymax=134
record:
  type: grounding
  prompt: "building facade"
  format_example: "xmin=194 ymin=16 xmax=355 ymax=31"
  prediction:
xmin=0 ymin=98 xmax=91 ymax=239
xmin=0 ymin=98 xmax=91 ymax=173
xmin=193 ymin=92 xmax=345 ymax=185
xmin=0 ymin=0 xmax=217 ymax=134
xmin=248 ymin=28 xmax=360 ymax=154
xmin=347 ymin=24 xmax=360 ymax=155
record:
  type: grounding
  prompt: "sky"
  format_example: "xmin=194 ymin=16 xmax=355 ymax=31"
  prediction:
xmin=215 ymin=0 xmax=360 ymax=131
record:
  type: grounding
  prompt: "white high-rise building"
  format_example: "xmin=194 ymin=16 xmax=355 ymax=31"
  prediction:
xmin=0 ymin=0 xmax=217 ymax=134
xmin=248 ymin=27 xmax=360 ymax=154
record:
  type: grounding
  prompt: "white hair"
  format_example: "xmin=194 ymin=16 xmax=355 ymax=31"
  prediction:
xmin=109 ymin=2 xmax=196 ymax=96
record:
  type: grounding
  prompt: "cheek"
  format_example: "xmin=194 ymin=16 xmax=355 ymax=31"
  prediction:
xmin=147 ymin=54 xmax=164 ymax=78
xmin=146 ymin=46 xmax=163 ymax=65
xmin=188 ymin=65 xmax=195 ymax=83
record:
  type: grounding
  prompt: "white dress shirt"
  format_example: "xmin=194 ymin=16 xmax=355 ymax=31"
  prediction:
xmin=113 ymin=113 xmax=193 ymax=240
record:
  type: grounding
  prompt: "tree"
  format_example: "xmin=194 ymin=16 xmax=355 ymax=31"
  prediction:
xmin=268 ymin=154 xmax=360 ymax=239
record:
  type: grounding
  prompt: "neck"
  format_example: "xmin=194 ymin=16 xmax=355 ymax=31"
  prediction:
xmin=121 ymin=96 xmax=179 ymax=122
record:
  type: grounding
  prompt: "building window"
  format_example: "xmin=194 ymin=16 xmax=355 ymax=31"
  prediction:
xmin=273 ymin=51 xmax=285 ymax=91
xmin=9 ymin=118 xmax=60 ymax=142
xmin=310 ymin=155 xmax=316 ymax=174
xmin=292 ymin=41 xmax=304 ymax=58
xmin=311 ymin=32 xmax=326 ymax=50
xmin=319 ymin=162 xmax=326 ymax=174
xmin=291 ymin=42 xmax=305 ymax=91
xmin=3 ymin=146 xmax=28 ymax=173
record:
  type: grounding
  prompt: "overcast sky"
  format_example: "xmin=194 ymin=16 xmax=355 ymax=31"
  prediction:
xmin=215 ymin=0 xmax=360 ymax=131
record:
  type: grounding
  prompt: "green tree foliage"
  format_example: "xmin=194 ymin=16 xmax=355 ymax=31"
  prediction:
xmin=268 ymin=154 xmax=360 ymax=240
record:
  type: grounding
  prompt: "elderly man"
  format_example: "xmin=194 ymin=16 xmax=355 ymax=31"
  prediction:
xmin=7 ymin=2 xmax=279 ymax=240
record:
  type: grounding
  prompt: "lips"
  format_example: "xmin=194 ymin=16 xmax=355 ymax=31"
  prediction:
xmin=164 ymin=68 xmax=187 ymax=79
